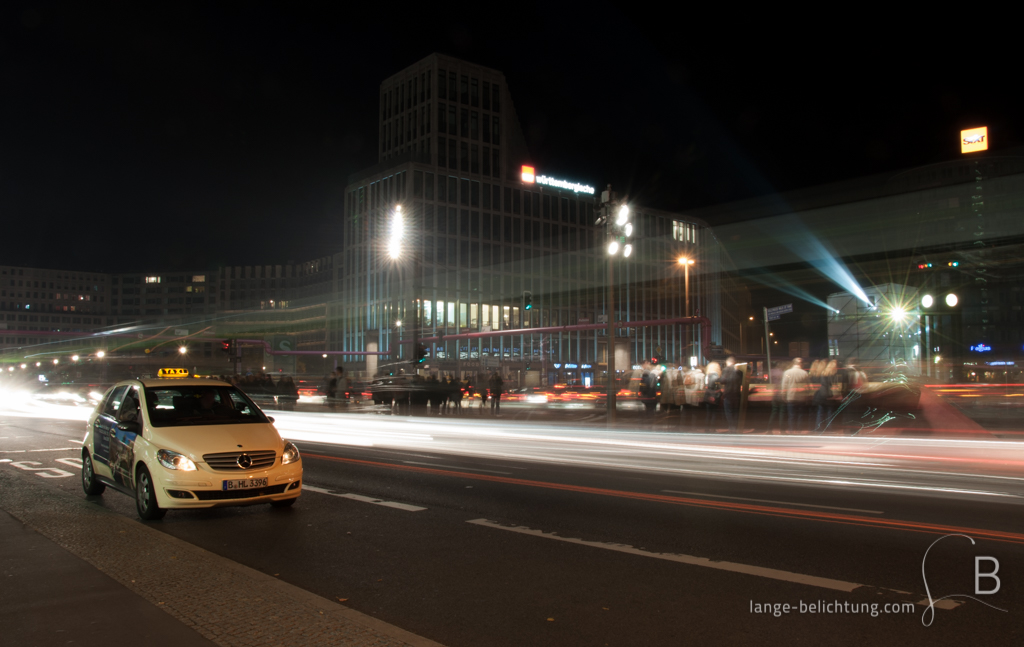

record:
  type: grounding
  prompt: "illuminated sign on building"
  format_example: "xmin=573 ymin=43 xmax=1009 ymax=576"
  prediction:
xmin=521 ymin=165 xmax=595 ymax=194
xmin=961 ymin=127 xmax=988 ymax=154
xmin=970 ymin=344 xmax=992 ymax=352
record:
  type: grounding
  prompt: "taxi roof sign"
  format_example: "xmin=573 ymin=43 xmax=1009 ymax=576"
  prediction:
xmin=157 ymin=368 xmax=190 ymax=378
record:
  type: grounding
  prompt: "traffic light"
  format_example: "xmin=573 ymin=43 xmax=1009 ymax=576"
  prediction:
xmin=221 ymin=339 xmax=235 ymax=356
xmin=415 ymin=343 xmax=428 ymax=363
xmin=523 ymin=290 xmax=533 ymax=310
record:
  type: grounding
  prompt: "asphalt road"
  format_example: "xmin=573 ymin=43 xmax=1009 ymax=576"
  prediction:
xmin=2 ymin=413 xmax=1022 ymax=646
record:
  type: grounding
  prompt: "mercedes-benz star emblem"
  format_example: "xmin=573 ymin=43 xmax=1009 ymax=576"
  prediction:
xmin=236 ymin=453 xmax=253 ymax=469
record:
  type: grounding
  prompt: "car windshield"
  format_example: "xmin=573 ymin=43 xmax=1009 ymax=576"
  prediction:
xmin=144 ymin=385 xmax=268 ymax=427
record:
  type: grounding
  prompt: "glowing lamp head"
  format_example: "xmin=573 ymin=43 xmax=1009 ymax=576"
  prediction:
xmin=395 ymin=320 xmax=402 ymax=327
xmin=322 ymin=353 xmax=327 ymax=358
xmin=96 ymin=351 xmax=105 ymax=358
xmin=178 ymin=346 xmax=187 ymax=354
xmin=53 ymin=359 xmax=59 ymax=365
xmin=623 ymin=244 xmax=633 ymax=257
xmin=888 ymin=307 xmax=907 ymax=322
xmin=20 ymin=363 xmax=27 ymax=369
xmin=607 ymin=240 xmax=619 ymax=255
xmin=624 ymin=222 xmax=633 ymax=237
xmin=945 ymin=293 xmax=958 ymax=307
xmin=71 ymin=355 xmax=79 ymax=361
xmin=616 ymin=205 xmax=629 ymax=225
xmin=921 ymin=294 xmax=933 ymax=309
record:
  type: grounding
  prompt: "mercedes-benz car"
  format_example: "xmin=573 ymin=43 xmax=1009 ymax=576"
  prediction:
xmin=81 ymin=369 xmax=302 ymax=520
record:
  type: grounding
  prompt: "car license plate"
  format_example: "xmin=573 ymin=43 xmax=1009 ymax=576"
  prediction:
xmin=222 ymin=477 xmax=269 ymax=491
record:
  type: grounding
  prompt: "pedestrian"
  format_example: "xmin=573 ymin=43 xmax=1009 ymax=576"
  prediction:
xmin=721 ymin=356 xmax=742 ymax=433
xmin=488 ymin=371 xmax=504 ymax=416
xmin=448 ymin=376 xmax=462 ymax=414
xmin=326 ymin=369 xmax=339 ymax=410
xmin=426 ymin=375 xmax=443 ymax=415
xmin=814 ymin=359 xmax=838 ymax=432
xmin=781 ymin=358 xmax=809 ymax=433
xmin=638 ymin=362 xmax=659 ymax=417
xmin=277 ymin=375 xmax=298 ymax=411
xmin=683 ymin=364 xmax=704 ymax=430
xmin=765 ymin=361 xmax=788 ymax=433
xmin=703 ymin=361 xmax=722 ymax=432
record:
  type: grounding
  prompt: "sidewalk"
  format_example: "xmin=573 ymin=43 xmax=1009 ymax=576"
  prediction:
xmin=0 ymin=469 xmax=444 ymax=647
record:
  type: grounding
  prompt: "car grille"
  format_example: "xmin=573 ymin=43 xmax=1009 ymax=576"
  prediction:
xmin=193 ymin=484 xmax=289 ymax=501
xmin=202 ymin=450 xmax=277 ymax=471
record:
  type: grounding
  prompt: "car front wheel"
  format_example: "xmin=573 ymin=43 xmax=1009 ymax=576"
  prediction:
xmin=135 ymin=465 xmax=166 ymax=520
xmin=81 ymin=450 xmax=105 ymax=496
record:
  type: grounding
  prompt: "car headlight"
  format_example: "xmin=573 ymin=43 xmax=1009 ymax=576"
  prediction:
xmin=282 ymin=441 xmax=300 ymax=465
xmin=157 ymin=449 xmax=197 ymax=471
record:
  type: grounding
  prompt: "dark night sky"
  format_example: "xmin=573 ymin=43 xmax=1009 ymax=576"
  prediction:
xmin=2 ymin=3 xmax=1020 ymax=273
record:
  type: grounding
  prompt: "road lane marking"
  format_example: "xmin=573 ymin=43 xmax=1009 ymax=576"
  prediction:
xmin=302 ymin=453 xmax=1024 ymax=545
xmin=465 ymin=519 xmax=962 ymax=610
xmin=661 ymin=490 xmax=884 ymax=515
xmin=304 ymin=485 xmax=427 ymax=512
xmin=402 ymin=461 xmax=512 ymax=475
xmin=28 ymin=447 xmax=78 ymax=452
xmin=467 ymin=518 xmax=861 ymax=591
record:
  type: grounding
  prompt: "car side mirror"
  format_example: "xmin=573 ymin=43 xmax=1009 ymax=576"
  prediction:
xmin=116 ymin=420 xmax=141 ymax=433
xmin=266 ymin=416 xmax=275 ymax=424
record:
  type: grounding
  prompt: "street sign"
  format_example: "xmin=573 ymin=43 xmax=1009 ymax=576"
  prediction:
xmin=766 ymin=303 xmax=793 ymax=321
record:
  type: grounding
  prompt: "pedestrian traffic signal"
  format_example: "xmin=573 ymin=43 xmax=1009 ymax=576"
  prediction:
xmin=415 ymin=343 xmax=428 ymax=363
xmin=220 ymin=340 xmax=234 ymax=355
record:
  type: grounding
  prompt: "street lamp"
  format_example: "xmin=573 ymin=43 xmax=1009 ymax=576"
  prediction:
xmin=596 ymin=189 xmax=633 ymax=423
xmin=178 ymin=346 xmax=187 ymax=355
xmin=71 ymin=355 xmax=79 ymax=362
xmin=388 ymin=205 xmax=404 ymax=260
xmin=96 ymin=351 xmax=105 ymax=359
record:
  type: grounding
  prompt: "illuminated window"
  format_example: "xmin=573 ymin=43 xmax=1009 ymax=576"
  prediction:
xmin=192 ymin=275 xmax=205 ymax=282
xmin=145 ymin=276 xmax=161 ymax=283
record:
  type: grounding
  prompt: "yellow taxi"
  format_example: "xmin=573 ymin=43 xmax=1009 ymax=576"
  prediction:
xmin=81 ymin=369 xmax=302 ymax=519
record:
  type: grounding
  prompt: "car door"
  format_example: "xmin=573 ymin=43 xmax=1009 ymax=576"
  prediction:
xmin=92 ymin=385 xmax=127 ymax=476
xmin=110 ymin=386 xmax=142 ymax=490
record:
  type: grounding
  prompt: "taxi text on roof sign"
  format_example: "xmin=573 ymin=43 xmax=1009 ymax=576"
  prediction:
xmin=157 ymin=368 xmax=190 ymax=378
xmin=520 ymin=165 xmax=595 ymax=195
xmin=961 ymin=126 xmax=988 ymax=154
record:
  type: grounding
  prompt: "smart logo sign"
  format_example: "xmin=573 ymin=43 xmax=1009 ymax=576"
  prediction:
xmin=521 ymin=165 xmax=595 ymax=195
xmin=961 ymin=126 xmax=988 ymax=154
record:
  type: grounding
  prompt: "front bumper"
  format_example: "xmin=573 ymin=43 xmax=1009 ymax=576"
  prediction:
xmin=154 ymin=462 xmax=303 ymax=509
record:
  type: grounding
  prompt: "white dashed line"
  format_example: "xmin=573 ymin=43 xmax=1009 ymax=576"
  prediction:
xmin=304 ymin=485 xmax=426 ymax=512
xmin=402 ymin=461 xmax=512 ymax=475
xmin=661 ymin=490 xmax=884 ymax=515
xmin=467 ymin=518 xmax=859 ymax=591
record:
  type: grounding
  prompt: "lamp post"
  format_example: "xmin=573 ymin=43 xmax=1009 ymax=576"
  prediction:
xmin=677 ymin=257 xmax=695 ymax=362
xmin=596 ymin=187 xmax=632 ymax=423
xmin=388 ymin=204 xmax=419 ymax=372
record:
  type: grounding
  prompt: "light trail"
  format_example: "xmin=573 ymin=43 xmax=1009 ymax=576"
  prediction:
xmin=4 ymin=391 xmax=1024 ymax=502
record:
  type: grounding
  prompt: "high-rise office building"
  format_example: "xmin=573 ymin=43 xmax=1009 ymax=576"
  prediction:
xmin=338 ymin=54 xmax=721 ymax=385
